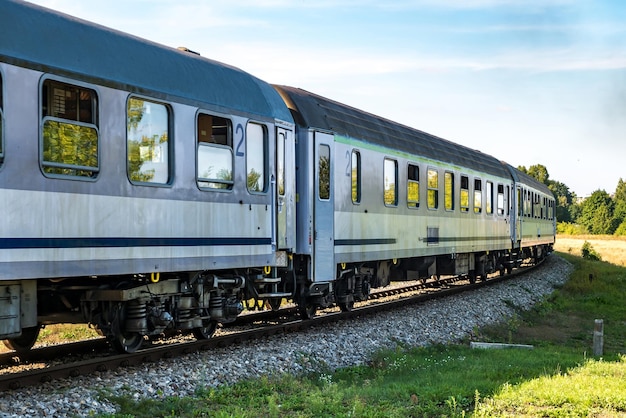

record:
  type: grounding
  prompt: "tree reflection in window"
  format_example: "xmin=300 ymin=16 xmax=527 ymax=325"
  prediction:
xmin=384 ymin=158 xmax=397 ymax=206
xmin=41 ymin=79 xmax=98 ymax=178
xmin=351 ymin=150 xmax=360 ymax=203
xmin=474 ymin=178 xmax=482 ymax=213
xmin=407 ymin=164 xmax=419 ymax=208
xmin=277 ymin=132 xmax=285 ymax=196
xmin=444 ymin=171 xmax=454 ymax=211
xmin=246 ymin=122 xmax=266 ymax=192
xmin=318 ymin=144 xmax=330 ymax=200
xmin=127 ymin=98 xmax=170 ymax=184
xmin=428 ymin=168 xmax=438 ymax=209
xmin=460 ymin=175 xmax=470 ymax=212
xmin=197 ymin=145 xmax=233 ymax=189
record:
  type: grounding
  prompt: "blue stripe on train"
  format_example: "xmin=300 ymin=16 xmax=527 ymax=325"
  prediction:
xmin=0 ymin=237 xmax=272 ymax=249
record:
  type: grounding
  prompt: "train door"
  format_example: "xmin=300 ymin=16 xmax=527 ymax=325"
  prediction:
xmin=515 ymin=186 xmax=523 ymax=245
xmin=313 ymin=132 xmax=334 ymax=281
xmin=275 ymin=127 xmax=294 ymax=250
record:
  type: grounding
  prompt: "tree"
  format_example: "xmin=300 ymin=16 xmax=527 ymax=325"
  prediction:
xmin=528 ymin=164 xmax=550 ymax=185
xmin=613 ymin=178 xmax=626 ymax=227
xmin=549 ymin=180 xmax=575 ymax=223
xmin=578 ymin=190 xmax=619 ymax=234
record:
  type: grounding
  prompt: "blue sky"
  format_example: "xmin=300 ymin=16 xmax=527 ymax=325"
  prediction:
xmin=27 ymin=0 xmax=626 ymax=197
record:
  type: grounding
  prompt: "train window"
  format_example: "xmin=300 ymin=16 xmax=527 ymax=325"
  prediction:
xmin=127 ymin=97 xmax=170 ymax=184
xmin=497 ymin=184 xmax=505 ymax=215
xmin=407 ymin=163 xmax=419 ymax=208
xmin=41 ymin=79 xmax=99 ymax=178
xmin=277 ymin=131 xmax=285 ymax=196
xmin=486 ymin=181 xmax=493 ymax=215
xmin=0 ymin=73 xmax=3 ymax=165
xmin=318 ymin=144 xmax=330 ymax=200
xmin=427 ymin=168 xmax=438 ymax=209
xmin=473 ymin=179 xmax=482 ymax=213
xmin=247 ymin=122 xmax=267 ymax=193
xmin=384 ymin=158 xmax=397 ymax=206
xmin=507 ymin=186 xmax=511 ymax=215
xmin=196 ymin=113 xmax=233 ymax=190
xmin=460 ymin=175 xmax=469 ymax=212
xmin=351 ymin=150 xmax=361 ymax=203
xmin=444 ymin=172 xmax=454 ymax=211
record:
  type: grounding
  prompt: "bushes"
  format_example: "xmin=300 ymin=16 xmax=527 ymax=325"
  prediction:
xmin=581 ymin=241 xmax=602 ymax=261
xmin=557 ymin=222 xmax=587 ymax=235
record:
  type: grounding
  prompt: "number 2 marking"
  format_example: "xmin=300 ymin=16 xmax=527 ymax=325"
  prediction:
xmin=235 ymin=123 xmax=244 ymax=157
xmin=345 ymin=150 xmax=351 ymax=177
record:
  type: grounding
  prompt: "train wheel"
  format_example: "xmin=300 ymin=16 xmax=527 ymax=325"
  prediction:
xmin=193 ymin=320 xmax=218 ymax=340
xmin=468 ymin=272 xmax=477 ymax=284
xmin=3 ymin=326 xmax=40 ymax=354
xmin=267 ymin=298 xmax=282 ymax=311
xmin=111 ymin=331 xmax=144 ymax=354
xmin=299 ymin=302 xmax=317 ymax=319
xmin=339 ymin=300 xmax=354 ymax=312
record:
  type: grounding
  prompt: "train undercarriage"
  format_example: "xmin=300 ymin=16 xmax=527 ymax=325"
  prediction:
xmin=2 ymin=244 xmax=551 ymax=354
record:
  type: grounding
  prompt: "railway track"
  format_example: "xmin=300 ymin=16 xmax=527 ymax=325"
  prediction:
xmin=0 ymin=259 xmax=541 ymax=391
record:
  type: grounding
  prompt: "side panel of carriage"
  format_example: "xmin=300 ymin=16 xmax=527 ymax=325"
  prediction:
xmin=332 ymin=135 xmax=513 ymax=280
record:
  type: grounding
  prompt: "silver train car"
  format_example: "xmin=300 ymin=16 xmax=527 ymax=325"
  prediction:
xmin=0 ymin=0 xmax=297 ymax=353
xmin=0 ymin=0 xmax=555 ymax=353
xmin=275 ymin=86 xmax=555 ymax=316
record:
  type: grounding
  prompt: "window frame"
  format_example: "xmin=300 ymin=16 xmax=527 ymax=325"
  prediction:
xmin=486 ymin=180 xmax=493 ymax=215
xmin=196 ymin=112 xmax=234 ymax=191
xmin=460 ymin=175 xmax=470 ymax=213
xmin=246 ymin=121 xmax=268 ymax=194
xmin=317 ymin=143 xmax=331 ymax=201
xmin=0 ymin=70 xmax=3 ymax=166
xmin=351 ymin=149 xmax=361 ymax=204
xmin=383 ymin=158 xmax=398 ymax=207
xmin=473 ymin=178 xmax=482 ymax=214
xmin=427 ymin=167 xmax=439 ymax=210
xmin=407 ymin=163 xmax=420 ymax=209
xmin=497 ymin=184 xmax=505 ymax=216
xmin=126 ymin=95 xmax=173 ymax=186
xmin=40 ymin=77 xmax=100 ymax=180
xmin=277 ymin=130 xmax=285 ymax=196
xmin=444 ymin=171 xmax=454 ymax=211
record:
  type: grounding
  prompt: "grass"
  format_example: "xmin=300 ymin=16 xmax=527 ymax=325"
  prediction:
xmin=95 ymin=238 xmax=626 ymax=418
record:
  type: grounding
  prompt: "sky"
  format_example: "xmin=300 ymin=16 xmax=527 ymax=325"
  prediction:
xmin=25 ymin=0 xmax=626 ymax=197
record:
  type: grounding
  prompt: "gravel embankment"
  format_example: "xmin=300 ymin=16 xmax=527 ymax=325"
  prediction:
xmin=0 ymin=255 xmax=572 ymax=418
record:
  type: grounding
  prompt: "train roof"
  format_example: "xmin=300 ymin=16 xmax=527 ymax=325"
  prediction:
xmin=0 ymin=0 xmax=292 ymax=123
xmin=274 ymin=85 xmax=511 ymax=178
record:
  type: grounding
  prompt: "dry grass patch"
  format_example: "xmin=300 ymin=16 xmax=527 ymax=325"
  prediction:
xmin=555 ymin=235 xmax=626 ymax=266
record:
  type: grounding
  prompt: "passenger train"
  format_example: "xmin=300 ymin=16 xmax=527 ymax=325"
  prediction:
xmin=0 ymin=0 xmax=555 ymax=353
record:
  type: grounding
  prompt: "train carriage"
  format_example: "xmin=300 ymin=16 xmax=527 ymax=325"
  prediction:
xmin=274 ymin=85 xmax=554 ymax=315
xmin=0 ymin=0 xmax=296 ymax=352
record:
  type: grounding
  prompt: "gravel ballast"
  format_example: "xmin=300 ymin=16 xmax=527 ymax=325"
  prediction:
xmin=0 ymin=255 xmax=572 ymax=418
